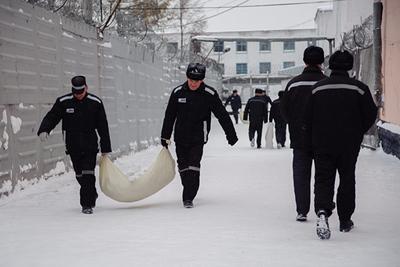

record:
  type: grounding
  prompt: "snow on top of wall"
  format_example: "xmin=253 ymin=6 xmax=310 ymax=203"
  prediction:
xmin=10 ymin=116 xmax=22 ymax=134
xmin=98 ymin=42 xmax=112 ymax=48
xmin=377 ymin=121 xmax=400 ymax=135
xmin=62 ymin=32 xmax=74 ymax=39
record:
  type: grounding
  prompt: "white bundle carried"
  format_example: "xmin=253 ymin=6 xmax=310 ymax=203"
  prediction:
xmin=99 ymin=148 xmax=176 ymax=202
xmin=265 ymin=122 xmax=274 ymax=149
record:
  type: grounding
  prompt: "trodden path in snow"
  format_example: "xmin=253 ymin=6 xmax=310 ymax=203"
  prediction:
xmin=1 ymin=120 xmax=399 ymax=267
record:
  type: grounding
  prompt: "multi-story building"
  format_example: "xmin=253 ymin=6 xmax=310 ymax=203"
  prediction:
xmin=161 ymin=28 xmax=331 ymax=101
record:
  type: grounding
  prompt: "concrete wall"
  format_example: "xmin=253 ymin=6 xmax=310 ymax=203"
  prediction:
xmin=381 ymin=0 xmax=400 ymax=125
xmin=0 ymin=0 xmax=220 ymax=195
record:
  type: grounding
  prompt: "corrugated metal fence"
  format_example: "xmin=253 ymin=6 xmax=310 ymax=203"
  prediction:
xmin=0 ymin=0 xmax=221 ymax=196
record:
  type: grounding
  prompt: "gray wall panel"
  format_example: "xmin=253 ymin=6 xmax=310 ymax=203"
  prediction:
xmin=0 ymin=0 xmax=221 ymax=196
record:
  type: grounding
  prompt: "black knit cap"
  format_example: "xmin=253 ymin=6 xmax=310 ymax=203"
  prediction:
xmin=186 ymin=63 xmax=206 ymax=80
xmin=255 ymin=88 xmax=263 ymax=94
xmin=329 ymin=50 xmax=354 ymax=71
xmin=71 ymin=75 xmax=86 ymax=93
xmin=303 ymin=45 xmax=324 ymax=65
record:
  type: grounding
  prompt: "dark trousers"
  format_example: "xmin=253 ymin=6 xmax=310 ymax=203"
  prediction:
xmin=275 ymin=122 xmax=287 ymax=146
xmin=249 ymin=121 xmax=263 ymax=148
xmin=69 ymin=153 xmax=98 ymax=208
xmin=314 ymin=148 xmax=360 ymax=221
xmin=175 ymin=143 xmax=204 ymax=201
xmin=232 ymin=109 xmax=239 ymax=124
xmin=292 ymin=149 xmax=313 ymax=215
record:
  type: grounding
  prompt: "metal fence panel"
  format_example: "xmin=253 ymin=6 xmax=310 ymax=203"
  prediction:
xmin=0 ymin=0 xmax=221 ymax=196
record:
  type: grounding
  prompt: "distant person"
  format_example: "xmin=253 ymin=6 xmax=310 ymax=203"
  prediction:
xmin=37 ymin=76 xmax=111 ymax=214
xmin=243 ymin=88 xmax=269 ymax=148
xmin=306 ymin=50 xmax=377 ymax=239
xmin=280 ymin=46 xmax=327 ymax=222
xmin=261 ymin=89 xmax=273 ymax=121
xmin=160 ymin=63 xmax=238 ymax=208
xmin=224 ymin=89 xmax=242 ymax=124
xmin=269 ymin=91 xmax=287 ymax=148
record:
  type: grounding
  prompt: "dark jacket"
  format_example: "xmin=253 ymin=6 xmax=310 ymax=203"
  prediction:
xmin=224 ymin=94 xmax=242 ymax=111
xmin=281 ymin=66 xmax=327 ymax=149
xmin=37 ymin=92 xmax=111 ymax=154
xmin=243 ymin=95 xmax=268 ymax=124
xmin=161 ymin=82 xmax=237 ymax=145
xmin=269 ymin=99 xmax=285 ymax=124
xmin=306 ymin=70 xmax=377 ymax=153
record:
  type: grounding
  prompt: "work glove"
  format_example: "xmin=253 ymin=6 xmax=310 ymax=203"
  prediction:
xmin=227 ymin=135 xmax=238 ymax=146
xmin=161 ymin=138 xmax=170 ymax=148
xmin=39 ymin=132 xmax=48 ymax=142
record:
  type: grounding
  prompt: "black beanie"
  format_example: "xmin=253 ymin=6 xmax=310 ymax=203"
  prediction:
xmin=303 ymin=46 xmax=324 ymax=65
xmin=186 ymin=63 xmax=206 ymax=80
xmin=329 ymin=50 xmax=353 ymax=71
xmin=255 ymin=88 xmax=263 ymax=94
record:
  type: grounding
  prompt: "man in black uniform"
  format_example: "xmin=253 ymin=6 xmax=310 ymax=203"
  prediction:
xmin=269 ymin=91 xmax=287 ymax=148
xmin=307 ymin=50 xmax=377 ymax=239
xmin=243 ymin=88 xmax=268 ymax=148
xmin=161 ymin=63 xmax=238 ymax=208
xmin=37 ymin=76 xmax=111 ymax=214
xmin=281 ymin=46 xmax=327 ymax=222
xmin=224 ymin=89 xmax=242 ymax=124
xmin=261 ymin=89 xmax=273 ymax=121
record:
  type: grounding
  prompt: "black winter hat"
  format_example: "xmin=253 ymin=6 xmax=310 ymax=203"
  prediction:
xmin=71 ymin=75 xmax=86 ymax=93
xmin=303 ymin=46 xmax=324 ymax=65
xmin=255 ymin=88 xmax=263 ymax=94
xmin=186 ymin=63 xmax=206 ymax=80
xmin=329 ymin=50 xmax=354 ymax=71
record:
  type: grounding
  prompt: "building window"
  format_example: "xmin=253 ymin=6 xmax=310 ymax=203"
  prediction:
xmin=283 ymin=61 xmax=295 ymax=69
xmin=236 ymin=41 xmax=247 ymax=52
xmin=214 ymin=41 xmax=224 ymax=52
xmin=283 ymin=40 xmax=295 ymax=51
xmin=166 ymin=42 xmax=178 ymax=54
xmin=259 ymin=62 xmax=271 ymax=74
xmin=259 ymin=41 xmax=271 ymax=52
xmin=236 ymin=63 xmax=247 ymax=74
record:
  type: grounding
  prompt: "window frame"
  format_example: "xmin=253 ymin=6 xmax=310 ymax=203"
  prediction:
xmin=236 ymin=63 xmax=248 ymax=74
xmin=236 ymin=40 xmax=247 ymax=52
xmin=259 ymin=40 xmax=271 ymax=52
xmin=259 ymin=62 xmax=271 ymax=74
xmin=283 ymin=40 xmax=295 ymax=52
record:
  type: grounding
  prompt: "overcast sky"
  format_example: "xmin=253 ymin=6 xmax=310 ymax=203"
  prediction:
xmin=200 ymin=0 xmax=333 ymax=32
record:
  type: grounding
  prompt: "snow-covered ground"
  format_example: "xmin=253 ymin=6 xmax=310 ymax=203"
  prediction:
xmin=1 ymin=121 xmax=400 ymax=267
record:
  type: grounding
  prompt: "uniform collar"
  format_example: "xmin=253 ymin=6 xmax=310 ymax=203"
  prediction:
xmin=302 ymin=65 xmax=323 ymax=74
xmin=183 ymin=81 xmax=205 ymax=92
xmin=330 ymin=70 xmax=349 ymax=77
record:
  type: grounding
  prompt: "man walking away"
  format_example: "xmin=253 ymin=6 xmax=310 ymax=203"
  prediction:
xmin=224 ymin=89 xmax=242 ymax=124
xmin=37 ymin=76 xmax=111 ymax=214
xmin=269 ymin=91 xmax=287 ymax=148
xmin=281 ymin=46 xmax=327 ymax=222
xmin=308 ymin=50 xmax=377 ymax=239
xmin=244 ymin=88 xmax=269 ymax=148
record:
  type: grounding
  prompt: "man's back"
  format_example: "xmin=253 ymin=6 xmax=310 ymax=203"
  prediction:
xmin=244 ymin=95 xmax=268 ymax=123
xmin=309 ymin=70 xmax=377 ymax=153
xmin=281 ymin=66 xmax=326 ymax=149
